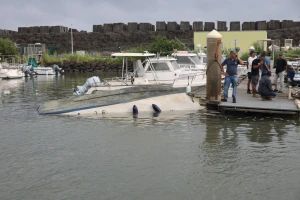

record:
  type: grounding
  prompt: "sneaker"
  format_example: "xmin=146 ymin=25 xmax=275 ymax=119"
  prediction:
xmin=278 ymin=91 xmax=283 ymax=93
xmin=247 ymin=90 xmax=252 ymax=94
xmin=274 ymin=89 xmax=279 ymax=92
xmin=233 ymin=99 xmax=236 ymax=103
xmin=221 ymin=98 xmax=227 ymax=102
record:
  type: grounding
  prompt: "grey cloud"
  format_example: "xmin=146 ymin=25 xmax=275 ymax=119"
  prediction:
xmin=1 ymin=0 xmax=300 ymax=31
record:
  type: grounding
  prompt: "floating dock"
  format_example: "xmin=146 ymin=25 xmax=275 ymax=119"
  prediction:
xmin=218 ymin=78 xmax=299 ymax=115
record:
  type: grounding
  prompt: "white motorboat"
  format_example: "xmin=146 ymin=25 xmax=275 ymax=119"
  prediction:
xmin=32 ymin=65 xmax=64 ymax=75
xmin=144 ymin=56 xmax=206 ymax=84
xmin=74 ymin=52 xmax=207 ymax=95
xmin=34 ymin=67 xmax=56 ymax=75
xmin=0 ymin=63 xmax=24 ymax=79
xmin=2 ymin=69 xmax=23 ymax=79
xmin=25 ymin=43 xmax=64 ymax=75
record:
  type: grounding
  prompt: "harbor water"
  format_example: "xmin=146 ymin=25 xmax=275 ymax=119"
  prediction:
xmin=0 ymin=73 xmax=300 ymax=200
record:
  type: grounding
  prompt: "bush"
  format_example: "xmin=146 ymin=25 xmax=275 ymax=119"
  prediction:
xmin=285 ymin=49 xmax=300 ymax=59
xmin=0 ymin=38 xmax=18 ymax=56
xmin=149 ymin=36 xmax=187 ymax=55
xmin=240 ymin=52 xmax=249 ymax=61
xmin=252 ymin=42 xmax=264 ymax=55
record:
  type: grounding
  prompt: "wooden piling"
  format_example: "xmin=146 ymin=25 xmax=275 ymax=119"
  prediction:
xmin=206 ymin=30 xmax=222 ymax=104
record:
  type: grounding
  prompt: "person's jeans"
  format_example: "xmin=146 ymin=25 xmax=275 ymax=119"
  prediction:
xmin=223 ymin=75 xmax=238 ymax=100
xmin=274 ymin=72 xmax=284 ymax=91
xmin=261 ymin=91 xmax=277 ymax=97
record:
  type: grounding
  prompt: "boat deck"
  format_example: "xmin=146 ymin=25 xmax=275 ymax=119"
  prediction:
xmin=219 ymin=77 xmax=299 ymax=115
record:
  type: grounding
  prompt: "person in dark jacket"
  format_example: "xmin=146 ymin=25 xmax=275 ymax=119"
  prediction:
xmin=251 ymin=52 xmax=266 ymax=98
xmin=258 ymin=71 xmax=276 ymax=100
xmin=274 ymin=52 xmax=287 ymax=93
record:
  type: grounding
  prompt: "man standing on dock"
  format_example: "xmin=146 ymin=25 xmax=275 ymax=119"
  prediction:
xmin=251 ymin=52 xmax=266 ymax=98
xmin=274 ymin=52 xmax=287 ymax=93
xmin=261 ymin=51 xmax=271 ymax=77
xmin=258 ymin=71 xmax=277 ymax=100
xmin=221 ymin=50 xmax=244 ymax=103
xmin=247 ymin=50 xmax=257 ymax=94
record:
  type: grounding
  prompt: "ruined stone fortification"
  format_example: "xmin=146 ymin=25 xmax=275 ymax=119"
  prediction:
xmin=0 ymin=20 xmax=300 ymax=53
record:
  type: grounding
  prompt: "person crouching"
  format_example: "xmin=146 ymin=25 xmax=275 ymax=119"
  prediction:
xmin=258 ymin=71 xmax=277 ymax=100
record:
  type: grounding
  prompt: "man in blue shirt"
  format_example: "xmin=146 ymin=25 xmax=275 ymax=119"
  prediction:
xmin=221 ymin=50 xmax=244 ymax=103
xmin=258 ymin=51 xmax=271 ymax=77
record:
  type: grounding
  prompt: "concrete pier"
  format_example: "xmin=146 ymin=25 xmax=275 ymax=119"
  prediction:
xmin=219 ymin=78 xmax=299 ymax=115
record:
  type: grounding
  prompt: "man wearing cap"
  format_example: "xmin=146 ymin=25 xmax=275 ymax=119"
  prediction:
xmin=221 ymin=50 xmax=244 ymax=103
xmin=247 ymin=50 xmax=257 ymax=94
xmin=258 ymin=71 xmax=277 ymax=100
xmin=274 ymin=52 xmax=287 ymax=93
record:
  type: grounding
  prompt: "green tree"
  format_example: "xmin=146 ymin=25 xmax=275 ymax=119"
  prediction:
xmin=149 ymin=36 xmax=186 ymax=55
xmin=0 ymin=38 xmax=18 ymax=56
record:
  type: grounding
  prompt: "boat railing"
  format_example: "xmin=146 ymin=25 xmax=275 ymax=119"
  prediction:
xmin=103 ymin=76 xmax=130 ymax=86
xmin=172 ymin=72 xmax=205 ymax=85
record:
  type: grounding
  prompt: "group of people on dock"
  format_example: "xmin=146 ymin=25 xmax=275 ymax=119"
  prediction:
xmin=221 ymin=49 xmax=287 ymax=103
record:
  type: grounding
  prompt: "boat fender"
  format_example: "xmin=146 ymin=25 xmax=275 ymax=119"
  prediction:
xmin=152 ymin=104 xmax=161 ymax=113
xmin=186 ymin=85 xmax=191 ymax=94
xmin=133 ymin=105 xmax=138 ymax=116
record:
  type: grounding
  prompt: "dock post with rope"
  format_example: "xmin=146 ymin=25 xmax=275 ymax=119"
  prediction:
xmin=206 ymin=30 xmax=223 ymax=109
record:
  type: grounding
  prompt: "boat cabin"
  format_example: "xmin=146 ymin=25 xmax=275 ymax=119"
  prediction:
xmin=171 ymin=51 xmax=207 ymax=71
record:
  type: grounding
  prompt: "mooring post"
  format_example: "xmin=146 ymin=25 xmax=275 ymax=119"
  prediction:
xmin=206 ymin=30 xmax=222 ymax=106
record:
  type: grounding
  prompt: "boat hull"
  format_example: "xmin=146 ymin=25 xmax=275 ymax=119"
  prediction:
xmin=34 ymin=67 xmax=56 ymax=75
xmin=39 ymin=85 xmax=204 ymax=116
xmin=61 ymin=93 xmax=201 ymax=116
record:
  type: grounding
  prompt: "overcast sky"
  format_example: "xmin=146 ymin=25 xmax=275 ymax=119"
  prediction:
xmin=1 ymin=0 xmax=300 ymax=31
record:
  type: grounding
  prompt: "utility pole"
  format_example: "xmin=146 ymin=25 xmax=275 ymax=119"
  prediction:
xmin=71 ymin=24 xmax=73 ymax=54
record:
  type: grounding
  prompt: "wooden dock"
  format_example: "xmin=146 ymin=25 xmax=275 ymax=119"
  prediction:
xmin=218 ymin=77 xmax=299 ymax=115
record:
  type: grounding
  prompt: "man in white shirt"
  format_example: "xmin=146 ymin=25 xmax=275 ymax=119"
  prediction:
xmin=247 ymin=50 xmax=257 ymax=94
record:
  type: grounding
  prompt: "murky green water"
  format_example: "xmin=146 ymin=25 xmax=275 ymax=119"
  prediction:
xmin=0 ymin=73 xmax=300 ymax=200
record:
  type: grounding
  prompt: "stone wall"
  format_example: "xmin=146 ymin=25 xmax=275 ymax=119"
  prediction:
xmin=0 ymin=20 xmax=298 ymax=37
xmin=267 ymin=27 xmax=300 ymax=47
xmin=1 ymin=20 xmax=300 ymax=54
xmin=2 ymin=31 xmax=194 ymax=53
xmin=17 ymin=26 xmax=69 ymax=34
xmin=0 ymin=29 xmax=17 ymax=35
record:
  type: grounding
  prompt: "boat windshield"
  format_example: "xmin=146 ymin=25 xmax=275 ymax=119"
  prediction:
xmin=171 ymin=61 xmax=180 ymax=71
xmin=190 ymin=56 xmax=201 ymax=65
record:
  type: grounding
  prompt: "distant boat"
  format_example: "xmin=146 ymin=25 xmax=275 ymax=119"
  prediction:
xmin=0 ymin=63 xmax=23 ymax=79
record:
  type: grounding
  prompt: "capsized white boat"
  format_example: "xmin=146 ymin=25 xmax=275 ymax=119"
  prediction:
xmin=38 ymin=84 xmax=204 ymax=116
